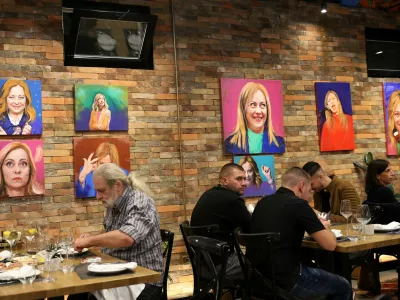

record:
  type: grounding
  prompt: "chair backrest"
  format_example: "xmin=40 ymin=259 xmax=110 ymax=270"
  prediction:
xmin=160 ymin=229 xmax=174 ymax=300
xmin=187 ymin=235 xmax=231 ymax=300
xmin=363 ymin=200 xmax=398 ymax=224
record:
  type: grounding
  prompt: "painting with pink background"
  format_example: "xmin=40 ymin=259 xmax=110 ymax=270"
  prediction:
xmin=0 ymin=140 xmax=44 ymax=198
xmin=221 ymin=78 xmax=285 ymax=154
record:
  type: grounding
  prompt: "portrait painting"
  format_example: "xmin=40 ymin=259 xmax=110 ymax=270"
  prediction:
xmin=74 ymin=137 xmax=131 ymax=198
xmin=0 ymin=79 xmax=42 ymax=136
xmin=0 ymin=140 xmax=44 ymax=199
xmin=315 ymin=82 xmax=355 ymax=152
xmin=234 ymin=155 xmax=276 ymax=198
xmin=75 ymin=84 xmax=129 ymax=131
xmin=383 ymin=82 xmax=400 ymax=156
xmin=222 ymin=78 xmax=285 ymax=155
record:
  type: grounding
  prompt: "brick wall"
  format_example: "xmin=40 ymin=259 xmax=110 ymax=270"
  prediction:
xmin=0 ymin=0 xmax=400 ymax=297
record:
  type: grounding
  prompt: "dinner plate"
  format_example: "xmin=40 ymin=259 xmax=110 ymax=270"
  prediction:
xmin=374 ymin=228 xmax=400 ymax=233
xmin=88 ymin=264 xmax=128 ymax=275
xmin=57 ymin=248 xmax=89 ymax=256
xmin=87 ymin=262 xmax=137 ymax=275
xmin=0 ymin=270 xmax=40 ymax=280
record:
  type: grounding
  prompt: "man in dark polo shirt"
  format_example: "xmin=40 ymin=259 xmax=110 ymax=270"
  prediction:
xmin=250 ymin=167 xmax=352 ymax=300
xmin=302 ymin=161 xmax=361 ymax=223
xmin=191 ymin=163 xmax=251 ymax=279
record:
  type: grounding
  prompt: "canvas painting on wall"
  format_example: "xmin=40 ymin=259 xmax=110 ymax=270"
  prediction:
xmin=315 ymin=82 xmax=355 ymax=152
xmin=234 ymin=155 xmax=276 ymax=197
xmin=74 ymin=137 xmax=131 ymax=198
xmin=0 ymin=140 xmax=44 ymax=198
xmin=0 ymin=79 xmax=42 ymax=135
xmin=383 ymin=82 xmax=400 ymax=156
xmin=222 ymin=79 xmax=285 ymax=155
xmin=75 ymin=84 xmax=129 ymax=131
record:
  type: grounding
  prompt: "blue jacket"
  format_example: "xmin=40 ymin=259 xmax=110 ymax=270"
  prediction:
xmin=75 ymin=167 xmax=130 ymax=198
xmin=224 ymin=132 xmax=285 ymax=155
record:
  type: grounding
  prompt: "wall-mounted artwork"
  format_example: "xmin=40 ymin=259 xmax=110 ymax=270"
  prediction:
xmin=0 ymin=79 xmax=42 ymax=135
xmin=222 ymin=79 xmax=285 ymax=155
xmin=315 ymin=82 xmax=355 ymax=152
xmin=383 ymin=82 xmax=400 ymax=155
xmin=0 ymin=140 xmax=44 ymax=198
xmin=74 ymin=137 xmax=130 ymax=198
xmin=234 ymin=155 xmax=276 ymax=197
xmin=75 ymin=84 xmax=129 ymax=131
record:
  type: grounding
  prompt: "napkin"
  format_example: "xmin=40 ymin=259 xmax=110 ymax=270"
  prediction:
xmin=331 ymin=229 xmax=343 ymax=238
xmin=88 ymin=262 xmax=137 ymax=273
xmin=92 ymin=284 xmax=145 ymax=300
xmin=0 ymin=250 xmax=11 ymax=261
xmin=374 ymin=221 xmax=400 ymax=230
xmin=0 ymin=265 xmax=36 ymax=280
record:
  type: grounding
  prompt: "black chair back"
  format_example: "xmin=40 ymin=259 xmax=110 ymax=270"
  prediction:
xmin=187 ymin=236 xmax=231 ymax=300
xmin=160 ymin=229 xmax=174 ymax=300
xmin=234 ymin=230 xmax=301 ymax=300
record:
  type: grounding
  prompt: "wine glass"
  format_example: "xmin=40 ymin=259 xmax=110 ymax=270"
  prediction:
xmin=340 ymin=200 xmax=352 ymax=236
xmin=3 ymin=224 xmax=19 ymax=259
xmin=356 ymin=205 xmax=371 ymax=240
xmin=24 ymin=222 xmax=38 ymax=255
xmin=59 ymin=232 xmax=74 ymax=273
xmin=42 ymin=236 xmax=59 ymax=282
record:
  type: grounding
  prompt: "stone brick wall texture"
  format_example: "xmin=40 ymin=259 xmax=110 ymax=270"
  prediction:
xmin=0 ymin=0 xmax=399 ymax=297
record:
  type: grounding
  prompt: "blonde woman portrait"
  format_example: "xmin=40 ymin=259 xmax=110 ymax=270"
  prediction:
xmin=0 ymin=79 xmax=42 ymax=135
xmin=74 ymin=138 xmax=130 ymax=198
xmin=89 ymin=93 xmax=111 ymax=131
xmin=385 ymin=86 xmax=400 ymax=155
xmin=222 ymin=79 xmax=285 ymax=155
xmin=315 ymin=83 xmax=355 ymax=152
xmin=0 ymin=141 xmax=44 ymax=198
xmin=234 ymin=155 xmax=276 ymax=197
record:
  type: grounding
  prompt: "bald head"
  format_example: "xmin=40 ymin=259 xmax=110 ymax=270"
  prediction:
xmin=219 ymin=163 xmax=246 ymax=195
xmin=219 ymin=163 xmax=244 ymax=179
xmin=282 ymin=167 xmax=311 ymax=201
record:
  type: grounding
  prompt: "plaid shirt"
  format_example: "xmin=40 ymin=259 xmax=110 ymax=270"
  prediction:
xmin=102 ymin=187 xmax=163 ymax=286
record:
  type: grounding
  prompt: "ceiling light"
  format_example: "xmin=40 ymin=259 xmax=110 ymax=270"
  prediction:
xmin=375 ymin=51 xmax=383 ymax=54
xmin=321 ymin=2 xmax=327 ymax=13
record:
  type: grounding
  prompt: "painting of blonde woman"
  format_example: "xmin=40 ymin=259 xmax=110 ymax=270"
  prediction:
xmin=0 ymin=79 xmax=42 ymax=135
xmin=315 ymin=82 xmax=355 ymax=152
xmin=222 ymin=79 xmax=285 ymax=155
xmin=75 ymin=84 xmax=128 ymax=131
xmin=0 ymin=140 xmax=44 ymax=198
xmin=383 ymin=82 xmax=400 ymax=155
xmin=234 ymin=155 xmax=276 ymax=197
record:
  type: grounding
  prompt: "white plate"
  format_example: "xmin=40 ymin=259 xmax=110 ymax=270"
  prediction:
xmin=57 ymin=248 xmax=89 ymax=256
xmin=374 ymin=228 xmax=400 ymax=233
xmin=0 ymin=270 xmax=40 ymax=280
xmin=87 ymin=262 xmax=137 ymax=275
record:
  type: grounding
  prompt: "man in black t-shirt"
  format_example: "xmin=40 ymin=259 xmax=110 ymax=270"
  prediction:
xmin=250 ymin=167 xmax=352 ymax=300
xmin=191 ymin=163 xmax=251 ymax=280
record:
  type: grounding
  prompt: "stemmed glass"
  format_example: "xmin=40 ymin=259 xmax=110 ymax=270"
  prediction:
xmin=340 ymin=200 xmax=352 ymax=236
xmin=42 ymin=236 xmax=59 ymax=282
xmin=24 ymin=222 xmax=38 ymax=254
xmin=356 ymin=205 xmax=372 ymax=240
xmin=3 ymin=224 xmax=19 ymax=259
xmin=59 ymin=232 xmax=74 ymax=273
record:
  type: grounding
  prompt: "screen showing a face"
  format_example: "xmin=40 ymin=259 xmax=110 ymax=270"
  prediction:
xmin=74 ymin=18 xmax=148 ymax=59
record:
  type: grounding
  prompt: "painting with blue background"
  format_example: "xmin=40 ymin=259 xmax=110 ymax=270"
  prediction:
xmin=0 ymin=79 xmax=42 ymax=135
xmin=75 ymin=84 xmax=128 ymax=131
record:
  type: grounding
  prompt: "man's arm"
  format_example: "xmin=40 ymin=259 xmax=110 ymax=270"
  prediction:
xmin=74 ymin=230 xmax=134 ymax=251
xmin=310 ymin=229 xmax=337 ymax=251
xmin=330 ymin=184 xmax=361 ymax=223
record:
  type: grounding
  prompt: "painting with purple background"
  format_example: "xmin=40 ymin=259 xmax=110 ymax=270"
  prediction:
xmin=222 ymin=79 xmax=285 ymax=155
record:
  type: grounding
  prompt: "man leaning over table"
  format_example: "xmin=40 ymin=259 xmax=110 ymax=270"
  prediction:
xmin=250 ymin=167 xmax=352 ymax=300
xmin=303 ymin=161 xmax=361 ymax=223
xmin=70 ymin=163 xmax=163 ymax=300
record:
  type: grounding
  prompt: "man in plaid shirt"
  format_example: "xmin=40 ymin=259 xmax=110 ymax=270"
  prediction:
xmin=72 ymin=163 xmax=163 ymax=300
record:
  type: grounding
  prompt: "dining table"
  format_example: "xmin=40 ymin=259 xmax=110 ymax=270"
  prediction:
xmin=302 ymin=224 xmax=400 ymax=284
xmin=0 ymin=249 xmax=160 ymax=300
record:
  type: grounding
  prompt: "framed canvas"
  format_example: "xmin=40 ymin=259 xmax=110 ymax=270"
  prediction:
xmin=0 ymin=140 xmax=44 ymax=198
xmin=73 ymin=137 xmax=130 ymax=198
xmin=75 ymin=84 xmax=129 ymax=131
xmin=0 ymin=79 xmax=42 ymax=135
xmin=383 ymin=82 xmax=400 ymax=155
xmin=234 ymin=155 xmax=276 ymax=197
xmin=315 ymin=82 xmax=355 ymax=152
xmin=222 ymin=79 xmax=285 ymax=155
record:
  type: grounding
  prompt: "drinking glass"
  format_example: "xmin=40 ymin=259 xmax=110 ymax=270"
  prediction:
xmin=24 ymin=222 xmax=38 ymax=255
xmin=59 ymin=233 xmax=74 ymax=273
xmin=340 ymin=200 xmax=352 ymax=236
xmin=26 ymin=263 xmax=37 ymax=284
xmin=42 ymin=236 xmax=59 ymax=282
xmin=356 ymin=205 xmax=371 ymax=240
xmin=3 ymin=224 xmax=19 ymax=259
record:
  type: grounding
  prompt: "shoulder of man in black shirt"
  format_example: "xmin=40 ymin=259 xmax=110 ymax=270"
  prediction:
xmin=191 ymin=185 xmax=252 ymax=236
